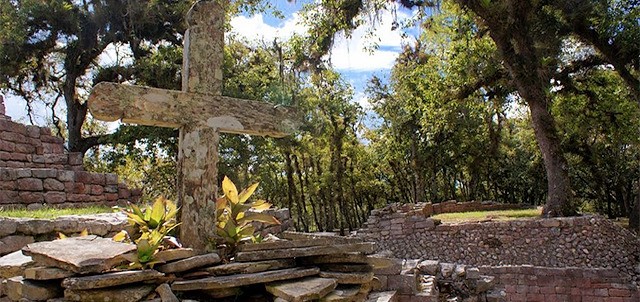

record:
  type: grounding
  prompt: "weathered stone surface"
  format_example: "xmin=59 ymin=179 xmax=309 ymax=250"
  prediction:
xmin=64 ymin=284 xmax=155 ymax=302
xmin=0 ymin=235 xmax=34 ymax=256
xmin=0 ymin=250 xmax=34 ymax=278
xmin=416 ymin=260 xmax=439 ymax=276
xmin=366 ymin=255 xmax=401 ymax=273
xmin=6 ymin=276 xmax=62 ymax=301
xmin=22 ymin=236 xmax=136 ymax=274
xmin=0 ymin=218 xmax=17 ymax=237
xmin=303 ymin=254 xmax=369 ymax=265
xmin=320 ymin=263 xmax=373 ymax=273
xmin=236 ymin=243 xmax=375 ymax=262
xmin=366 ymin=291 xmax=397 ymax=302
xmin=203 ymin=259 xmax=295 ymax=276
xmin=238 ymin=238 xmax=339 ymax=252
xmin=156 ymin=253 xmax=221 ymax=273
xmin=320 ymin=285 xmax=362 ymax=302
xmin=387 ymin=274 xmax=417 ymax=295
xmin=319 ymin=271 xmax=375 ymax=284
xmin=155 ymin=283 xmax=179 ymax=302
xmin=24 ymin=266 xmax=75 ymax=280
xmin=62 ymin=269 xmax=163 ymax=290
xmin=201 ymin=287 xmax=242 ymax=299
xmin=474 ymin=275 xmax=495 ymax=293
xmin=171 ymin=267 xmax=320 ymax=291
xmin=266 ymin=277 xmax=337 ymax=302
xmin=154 ymin=248 xmax=198 ymax=263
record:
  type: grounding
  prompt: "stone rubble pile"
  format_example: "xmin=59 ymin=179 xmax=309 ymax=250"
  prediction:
xmin=2 ymin=232 xmax=449 ymax=302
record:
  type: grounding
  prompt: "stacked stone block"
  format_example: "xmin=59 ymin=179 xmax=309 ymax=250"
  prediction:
xmin=0 ymin=96 xmax=141 ymax=209
xmin=479 ymin=265 xmax=640 ymax=302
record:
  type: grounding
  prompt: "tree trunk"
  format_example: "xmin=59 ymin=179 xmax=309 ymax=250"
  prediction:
xmin=456 ymin=0 xmax=576 ymax=217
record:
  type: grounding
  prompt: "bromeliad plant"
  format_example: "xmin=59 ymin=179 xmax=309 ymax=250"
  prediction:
xmin=113 ymin=196 xmax=180 ymax=268
xmin=215 ymin=176 xmax=280 ymax=257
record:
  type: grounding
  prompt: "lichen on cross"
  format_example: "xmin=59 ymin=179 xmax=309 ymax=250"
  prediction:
xmin=87 ymin=0 xmax=298 ymax=252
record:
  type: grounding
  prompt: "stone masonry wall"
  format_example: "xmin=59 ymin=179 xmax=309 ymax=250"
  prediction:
xmin=0 ymin=95 xmax=141 ymax=208
xmin=357 ymin=203 xmax=640 ymax=280
xmin=479 ymin=265 xmax=640 ymax=302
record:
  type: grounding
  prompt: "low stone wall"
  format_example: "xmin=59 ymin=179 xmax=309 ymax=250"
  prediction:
xmin=359 ymin=212 xmax=639 ymax=279
xmin=479 ymin=265 xmax=640 ymax=302
xmin=423 ymin=200 xmax=531 ymax=216
xmin=0 ymin=96 xmax=142 ymax=208
xmin=0 ymin=168 xmax=141 ymax=209
xmin=0 ymin=214 xmax=130 ymax=256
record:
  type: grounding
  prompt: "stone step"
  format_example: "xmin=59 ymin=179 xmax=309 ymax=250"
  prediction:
xmin=156 ymin=253 xmax=221 ymax=273
xmin=366 ymin=291 xmax=398 ymax=302
xmin=235 ymin=242 xmax=375 ymax=262
xmin=265 ymin=277 xmax=337 ymax=302
xmin=24 ymin=266 xmax=75 ymax=280
xmin=171 ymin=267 xmax=320 ymax=291
xmin=319 ymin=271 xmax=375 ymax=285
xmin=280 ymin=231 xmax=364 ymax=244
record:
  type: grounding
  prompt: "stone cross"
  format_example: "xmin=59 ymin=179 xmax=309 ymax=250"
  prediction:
xmin=87 ymin=0 xmax=298 ymax=252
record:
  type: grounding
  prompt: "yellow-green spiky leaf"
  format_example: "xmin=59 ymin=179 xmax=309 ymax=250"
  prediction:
xmin=112 ymin=230 xmax=128 ymax=242
xmin=238 ymin=182 xmax=259 ymax=204
xmin=222 ymin=176 xmax=239 ymax=204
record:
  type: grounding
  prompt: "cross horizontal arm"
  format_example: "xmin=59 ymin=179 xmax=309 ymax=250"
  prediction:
xmin=88 ymin=82 xmax=299 ymax=137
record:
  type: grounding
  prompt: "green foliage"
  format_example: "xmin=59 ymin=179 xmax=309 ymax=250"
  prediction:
xmin=215 ymin=176 xmax=279 ymax=254
xmin=0 ymin=206 xmax=112 ymax=218
xmin=113 ymin=197 xmax=180 ymax=268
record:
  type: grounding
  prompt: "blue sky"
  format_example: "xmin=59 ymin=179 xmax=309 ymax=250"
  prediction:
xmin=4 ymin=1 xmax=413 ymax=124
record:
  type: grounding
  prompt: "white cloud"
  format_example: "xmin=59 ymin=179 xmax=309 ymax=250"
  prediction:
xmin=230 ymin=13 xmax=306 ymax=43
xmin=230 ymin=4 xmax=413 ymax=72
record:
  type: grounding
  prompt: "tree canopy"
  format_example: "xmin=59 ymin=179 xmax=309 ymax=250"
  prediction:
xmin=2 ymin=0 xmax=640 ymax=230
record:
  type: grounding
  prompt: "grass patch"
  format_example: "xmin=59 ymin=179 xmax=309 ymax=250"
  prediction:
xmin=0 ymin=206 xmax=114 ymax=219
xmin=432 ymin=207 xmax=542 ymax=223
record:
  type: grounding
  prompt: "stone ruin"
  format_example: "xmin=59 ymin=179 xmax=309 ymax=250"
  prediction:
xmin=0 ymin=95 xmax=142 ymax=209
xmin=358 ymin=202 xmax=640 ymax=301
xmin=0 ymin=231 xmax=500 ymax=302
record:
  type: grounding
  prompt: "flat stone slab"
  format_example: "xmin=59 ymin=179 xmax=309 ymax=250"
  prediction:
xmin=320 ymin=263 xmax=373 ymax=273
xmin=172 ymin=267 xmax=320 ymax=291
xmin=154 ymin=248 xmax=199 ymax=263
xmin=62 ymin=269 xmax=163 ymax=290
xmin=238 ymin=238 xmax=340 ymax=252
xmin=321 ymin=285 xmax=362 ymax=302
xmin=6 ymin=276 xmax=62 ymax=301
xmin=235 ymin=243 xmax=375 ymax=262
xmin=266 ymin=277 xmax=337 ymax=302
xmin=22 ymin=236 xmax=136 ymax=274
xmin=0 ymin=250 xmax=34 ymax=278
xmin=366 ymin=291 xmax=398 ymax=302
xmin=203 ymin=259 xmax=295 ymax=276
xmin=64 ymin=284 xmax=155 ymax=302
xmin=301 ymin=254 xmax=369 ymax=265
xmin=319 ymin=271 xmax=375 ymax=284
xmin=24 ymin=266 xmax=75 ymax=280
xmin=156 ymin=252 xmax=221 ymax=273
xmin=155 ymin=283 xmax=179 ymax=302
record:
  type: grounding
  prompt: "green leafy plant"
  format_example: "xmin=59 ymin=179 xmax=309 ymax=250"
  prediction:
xmin=113 ymin=196 xmax=180 ymax=268
xmin=215 ymin=176 xmax=280 ymax=255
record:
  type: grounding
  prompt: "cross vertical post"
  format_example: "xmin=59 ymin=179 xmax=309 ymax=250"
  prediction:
xmin=178 ymin=0 xmax=226 ymax=251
